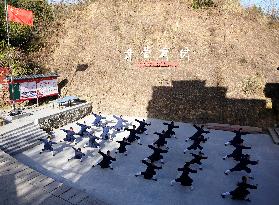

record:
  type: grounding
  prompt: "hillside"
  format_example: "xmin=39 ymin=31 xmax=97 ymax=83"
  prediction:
xmin=40 ymin=0 xmax=279 ymax=127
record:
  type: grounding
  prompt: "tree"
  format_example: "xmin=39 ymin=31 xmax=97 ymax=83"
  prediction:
xmin=0 ymin=0 xmax=53 ymax=76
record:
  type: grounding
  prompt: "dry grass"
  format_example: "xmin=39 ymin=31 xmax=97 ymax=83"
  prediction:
xmin=33 ymin=0 xmax=279 ymax=127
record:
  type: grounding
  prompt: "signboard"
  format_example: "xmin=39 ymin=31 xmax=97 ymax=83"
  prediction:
xmin=9 ymin=78 xmax=58 ymax=102
xmin=124 ymin=46 xmax=190 ymax=68
xmin=37 ymin=79 xmax=58 ymax=97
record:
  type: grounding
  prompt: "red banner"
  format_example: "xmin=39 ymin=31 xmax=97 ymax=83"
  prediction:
xmin=8 ymin=5 xmax=34 ymax=26
xmin=136 ymin=61 xmax=179 ymax=68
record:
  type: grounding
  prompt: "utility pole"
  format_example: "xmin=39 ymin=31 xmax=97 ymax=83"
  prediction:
xmin=4 ymin=0 xmax=16 ymax=111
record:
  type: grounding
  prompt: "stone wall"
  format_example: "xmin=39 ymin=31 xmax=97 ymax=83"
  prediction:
xmin=36 ymin=103 xmax=92 ymax=132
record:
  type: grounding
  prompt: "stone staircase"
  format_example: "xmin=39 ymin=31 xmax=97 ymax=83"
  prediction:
xmin=268 ymin=127 xmax=279 ymax=145
xmin=0 ymin=150 xmax=106 ymax=205
xmin=0 ymin=122 xmax=48 ymax=155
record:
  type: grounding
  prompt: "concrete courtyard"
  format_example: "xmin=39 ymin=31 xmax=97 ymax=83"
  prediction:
xmin=15 ymin=114 xmax=279 ymax=205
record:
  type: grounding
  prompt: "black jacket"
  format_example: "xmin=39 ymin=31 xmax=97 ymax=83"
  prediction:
xmin=117 ymin=140 xmax=131 ymax=153
xmin=98 ymin=151 xmax=116 ymax=168
xmin=141 ymin=160 xmax=162 ymax=179
xmin=231 ymin=181 xmax=257 ymax=200
xmin=147 ymin=145 xmax=168 ymax=161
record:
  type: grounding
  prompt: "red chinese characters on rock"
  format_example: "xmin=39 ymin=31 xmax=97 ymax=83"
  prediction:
xmin=136 ymin=61 xmax=179 ymax=68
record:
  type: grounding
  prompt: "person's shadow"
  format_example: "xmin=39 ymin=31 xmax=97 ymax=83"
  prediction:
xmin=53 ymin=143 xmax=73 ymax=155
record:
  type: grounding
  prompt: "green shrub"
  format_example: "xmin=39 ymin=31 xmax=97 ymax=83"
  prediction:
xmin=192 ymin=0 xmax=214 ymax=9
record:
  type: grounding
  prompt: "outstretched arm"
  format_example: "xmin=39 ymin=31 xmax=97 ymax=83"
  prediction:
xmin=110 ymin=156 xmax=116 ymax=161
xmin=161 ymin=149 xmax=168 ymax=153
xmin=247 ymin=183 xmax=258 ymax=189
xmin=249 ymin=160 xmax=259 ymax=165
xmin=189 ymin=168 xmax=198 ymax=173
xmin=142 ymin=160 xmax=149 ymax=166
xmin=113 ymin=115 xmax=120 ymax=120
xmin=155 ymin=165 xmax=162 ymax=169
xmin=98 ymin=150 xmax=105 ymax=157
xmin=193 ymin=124 xmax=199 ymax=130
xmin=38 ymin=138 xmax=48 ymax=143
xmin=190 ymin=153 xmax=197 ymax=157
xmin=148 ymin=145 xmax=155 ymax=150
xmin=243 ymin=146 xmax=251 ymax=150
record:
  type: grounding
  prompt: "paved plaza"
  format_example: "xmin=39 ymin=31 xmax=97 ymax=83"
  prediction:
xmin=15 ymin=114 xmax=279 ymax=205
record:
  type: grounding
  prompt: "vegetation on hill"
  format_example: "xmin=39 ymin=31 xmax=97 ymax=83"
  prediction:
xmin=0 ymin=0 xmax=53 ymax=75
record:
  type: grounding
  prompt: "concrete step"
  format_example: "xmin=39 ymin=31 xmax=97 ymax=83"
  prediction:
xmin=0 ymin=122 xmax=34 ymax=136
xmin=8 ymin=140 xmax=42 ymax=156
xmin=0 ymin=124 xmax=41 ymax=141
xmin=0 ymin=129 xmax=46 ymax=147
xmin=268 ymin=128 xmax=279 ymax=145
xmin=3 ymin=132 xmax=48 ymax=155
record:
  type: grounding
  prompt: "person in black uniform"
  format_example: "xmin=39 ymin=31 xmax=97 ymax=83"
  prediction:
xmin=189 ymin=151 xmax=208 ymax=170
xmin=68 ymin=147 xmax=86 ymax=162
xmin=153 ymin=130 xmax=169 ymax=149
xmin=170 ymin=162 xmax=197 ymax=190
xmin=163 ymin=121 xmax=179 ymax=138
xmin=145 ymin=144 xmax=168 ymax=164
xmin=38 ymin=136 xmax=57 ymax=156
xmin=221 ymin=176 xmax=257 ymax=202
xmin=125 ymin=125 xmax=142 ymax=145
xmin=225 ymin=128 xmax=249 ymax=146
xmin=135 ymin=160 xmax=162 ymax=181
xmin=92 ymin=150 xmax=116 ymax=169
xmin=223 ymin=143 xmax=251 ymax=161
xmin=115 ymin=137 xmax=131 ymax=155
xmin=184 ymin=135 xmax=205 ymax=153
xmin=185 ymin=124 xmax=210 ymax=142
xmin=225 ymin=155 xmax=259 ymax=175
xmin=135 ymin=119 xmax=151 ymax=135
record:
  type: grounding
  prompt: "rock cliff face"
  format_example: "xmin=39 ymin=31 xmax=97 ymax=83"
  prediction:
xmin=42 ymin=0 xmax=279 ymax=127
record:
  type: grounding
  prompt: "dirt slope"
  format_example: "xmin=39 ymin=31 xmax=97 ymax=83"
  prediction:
xmin=42 ymin=0 xmax=279 ymax=127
